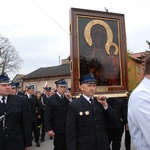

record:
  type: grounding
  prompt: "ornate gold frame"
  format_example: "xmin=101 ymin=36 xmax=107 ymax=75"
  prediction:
xmin=70 ymin=8 xmax=128 ymax=96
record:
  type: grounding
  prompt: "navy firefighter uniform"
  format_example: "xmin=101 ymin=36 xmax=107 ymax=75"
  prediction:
xmin=45 ymin=78 xmax=70 ymax=150
xmin=0 ymin=73 xmax=31 ymax=150
xmin=66 ymin=73 xmax=118 ymax=150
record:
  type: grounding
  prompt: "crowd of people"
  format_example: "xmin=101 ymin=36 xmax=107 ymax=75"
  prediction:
xmin=1 ymin=54 xmax=149 ymax=150
xmin=0 ymin=70 xmax=133 ymax=150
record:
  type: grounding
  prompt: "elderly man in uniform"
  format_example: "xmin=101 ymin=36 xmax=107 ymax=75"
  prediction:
xmin=66 ymin=73 xmax=118 ymax=150
xmin=45 ymin=78 xmax=71 ymax=150
xmin=0 ymin=73 xmax=31 ymax=150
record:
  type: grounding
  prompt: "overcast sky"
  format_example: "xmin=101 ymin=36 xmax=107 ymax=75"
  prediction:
xmin=0 ymin=0 xmax=150 ymax=79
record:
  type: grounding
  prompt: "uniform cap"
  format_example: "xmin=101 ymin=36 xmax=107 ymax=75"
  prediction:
xmin=43 ymin=87 xmax=51 ymax=91
xmin=0 ymin=73 xmax=11 ymax=84
xmin=27 ymin=85 xmax=34 ymax=90
xmin=11 ymin=82 xmax=17 ymax=88
xmin=79 ymin=73 xmax=97 ymax=85
xmin=15 ymin=82 xmax=20 ymax=88
xmin=11 ymin=82 xmax=20 ymax=88
xmin=55 ymin=78 xmax=67 ymax=86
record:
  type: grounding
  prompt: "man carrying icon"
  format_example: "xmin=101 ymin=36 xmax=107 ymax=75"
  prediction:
xmin=66 ymin=73 xmax=118 ymax=150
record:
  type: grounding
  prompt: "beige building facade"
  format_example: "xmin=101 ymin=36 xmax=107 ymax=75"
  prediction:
xmin=21 ymin=58 xmax=71 ymax=93
xmin=22 ymin=76 xmax=71 ymax=92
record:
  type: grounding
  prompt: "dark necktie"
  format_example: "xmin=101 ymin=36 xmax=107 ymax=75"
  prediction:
xmin=89 ymin=98 xmax=94 ymax=106
xmin=1 ymin=97 xmax=6 ymax=110
xmin=61 ymin=95 xmax=65 ymax=103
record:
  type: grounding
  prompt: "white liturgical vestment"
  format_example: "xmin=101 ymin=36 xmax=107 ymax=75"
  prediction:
xmin=128 ymin=77 xmax=150 ymax=150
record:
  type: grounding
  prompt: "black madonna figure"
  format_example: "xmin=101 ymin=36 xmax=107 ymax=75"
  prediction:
xmin=80 ymin=19 xmax=120 ymax=86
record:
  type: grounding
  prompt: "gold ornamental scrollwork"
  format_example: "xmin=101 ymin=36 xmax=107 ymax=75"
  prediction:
xmin=70 ymin=60 xmax=73 ymax=72
xmin=84 ymin=19 xmax=119 ymax=55
xmin=69 ymin=23 xmax=72 ymax=35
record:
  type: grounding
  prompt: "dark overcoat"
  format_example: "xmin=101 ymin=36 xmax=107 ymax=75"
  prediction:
xmin=44 ymin=93 xmax=69 ymax=133
xmin=105 ymin=97 xmax=127 ymax=129
xmin=24 ymin=94 xmax=40 ymax=121
xmin=66 ymin=95 xmax=118 ymax=150
xmin=42 ymin=94 xmax=50 ymax=106
xmin=0 ymin=95 xmax=31 ymax=150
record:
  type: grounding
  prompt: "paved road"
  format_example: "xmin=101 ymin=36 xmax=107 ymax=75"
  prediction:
xmin=31 ymin=132 xmax=136 ymax=150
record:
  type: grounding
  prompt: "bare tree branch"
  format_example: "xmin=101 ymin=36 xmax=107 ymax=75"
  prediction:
xmin=0 ymin=34 xmax=23 ymax=74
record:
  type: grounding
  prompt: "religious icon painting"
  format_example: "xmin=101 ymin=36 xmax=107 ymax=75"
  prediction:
xmin=70 ymin=8 xmax=128 ymax=97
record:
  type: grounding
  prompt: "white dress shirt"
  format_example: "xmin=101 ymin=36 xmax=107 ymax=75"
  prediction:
xmin=128 ymin=77 xmax=150 ymax=150
xmin=82 ymin=94 xmax=93 ymax=104
xmin=0 ymin=96 xmax=7 ymax=104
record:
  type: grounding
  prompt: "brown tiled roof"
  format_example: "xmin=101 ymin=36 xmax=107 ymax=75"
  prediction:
xmin=130 ymin=56 xmax=143 ymax=62
xmin=131 ymin=52 xmax=145 ymax=58
xmin=130 ymin=51 xmax=150 ymax=62
xmin=22 ymin=63 xmax=70 ymax=80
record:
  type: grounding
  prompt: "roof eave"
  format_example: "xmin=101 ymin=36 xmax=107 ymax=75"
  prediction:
xmin=22 ymin=73 xmax=71 ymax=81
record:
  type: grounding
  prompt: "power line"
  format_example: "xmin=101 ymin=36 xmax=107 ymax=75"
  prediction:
xmin=31 ymin=0 xmax=69 ymax=35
